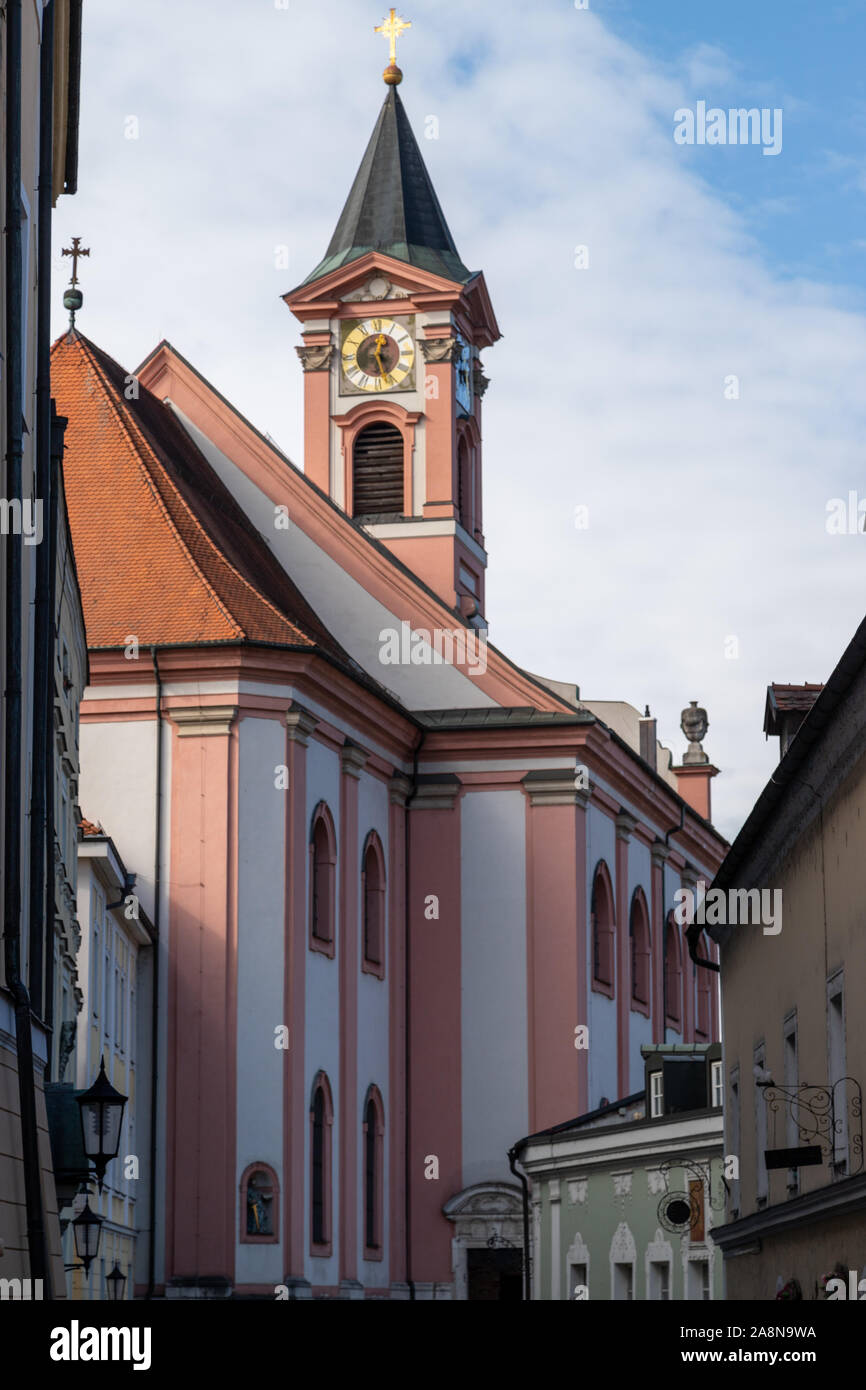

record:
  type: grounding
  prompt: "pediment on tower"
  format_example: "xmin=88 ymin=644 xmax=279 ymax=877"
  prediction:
xmin=283 ymin=251 xmax=501 ymax=347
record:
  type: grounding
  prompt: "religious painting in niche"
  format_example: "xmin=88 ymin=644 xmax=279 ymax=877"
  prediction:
xmin=246 ymin=1169 xmax=274 ymax=1237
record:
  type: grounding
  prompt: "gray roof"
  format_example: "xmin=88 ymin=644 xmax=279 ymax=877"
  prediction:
xmin=304 ymin=87 xmax=473 ymax=286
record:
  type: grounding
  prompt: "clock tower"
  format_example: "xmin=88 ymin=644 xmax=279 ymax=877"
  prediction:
xmin=284 ymin=16 xmax=500 ymax=622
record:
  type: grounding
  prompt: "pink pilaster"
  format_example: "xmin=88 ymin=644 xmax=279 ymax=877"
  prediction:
xmin=614 ymin=814 xmax=635 ymax=1098
xmin=650 ymin=843 xmax=668 ymax=1043
xmin=166 ymin=705 xmax=237 ymax=1282
xmin=284 ymin=704 xmax=318 ymax=1280
xmin=408 ymin=776 xmax=462 ymax=1284
xmin=339 ymin=743 xmax=367 ymax=1287
xmin=388 ymin=773 xmax=411 ymax=1286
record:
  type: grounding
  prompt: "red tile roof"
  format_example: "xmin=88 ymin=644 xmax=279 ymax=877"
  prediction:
xmin=763 ymin=683 xmax=824 ymax=737
xmin=78 ymin=817 xmax=103 ymax=838
xmin=50 ymin=331 xmax=348 ymax=658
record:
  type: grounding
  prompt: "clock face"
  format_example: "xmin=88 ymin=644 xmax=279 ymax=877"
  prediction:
xmin=341 ymin=317 xmax=415 ymax=394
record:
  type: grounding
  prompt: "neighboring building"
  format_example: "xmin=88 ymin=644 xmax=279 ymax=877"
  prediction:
xmin=702 ymin=620 xmax=866 ymax=1299
xmin=0 ymin=0 xmax=84 ymax=1297
xmin=51 ymin=47 xmax=725 ymax=1298
xmin=518 ymin=1044 xmax=725 ymax=1301
xmin=60 ymin=821 xmax=154 ymax=1299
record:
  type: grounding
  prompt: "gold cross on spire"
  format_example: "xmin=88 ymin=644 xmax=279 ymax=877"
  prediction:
xmin=376 ymin=9 xmax=411 ymax=74
xmin=61 ymin=236 xmax=90 ymax=286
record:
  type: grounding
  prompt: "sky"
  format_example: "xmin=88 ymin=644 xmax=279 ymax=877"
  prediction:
xmin=52 ymin=0 xmax=866 ymax=842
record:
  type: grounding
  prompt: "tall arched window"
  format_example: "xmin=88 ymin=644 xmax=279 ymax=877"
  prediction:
xmin=591 ymin=862 xmax=615 ymax=997
xmin=695 ymin=932 xmax=711 ymax=1037
xmin=363 ymin=1085 xmax=385 ymax=1260
xmin=629 ymin=889 xmax=651 ymax=1014
xmin=352 ymin=422 xmax=404 ymax=518
xmin=310 ymin=1072 xmax=334 ymax=1255
xmin=310 ymin=803 xmax=336 ymax=955
xmin=664 ymin=914 xmax=683 ymax=1029
xmin=361 ymin=832 xmax=386 ymax=978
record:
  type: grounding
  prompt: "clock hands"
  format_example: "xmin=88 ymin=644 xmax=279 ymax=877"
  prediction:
xmin=373 ymin=333 xmax=388 ymax=376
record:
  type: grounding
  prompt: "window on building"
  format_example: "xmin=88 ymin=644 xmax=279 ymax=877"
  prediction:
xmin=687 ymin=1259 xmax=711 ymax=1300
xmin=729 ymin=1066 xmax=741 ymax=1218
xmin=754 ymin=1043 xmax=768 ymax=1205
xmin=310 ymin=805 xmax=336 ymax=953
xmin=710 ymin=1059 xmax=723 ymax=1109
xmin=352 ymin=422 xmax=404 ymax=517
xmin=591 ymin=864 xmax=615 ymax=995
xmin=783 ymin=1014 xmax=799 ymax=1194
xmin=695 ymin=940 xmax=712 ymax=1037
xmin=570 ymin=1262 xmax=588 ymax=1299
xmin=363 ymin=1086 xmax=384 ymax=1258
xmin=457 ymin=435 xmax=471 ymax=531
xmin=362 ymin=833 xmax=386 ymax=975
xmin=649 ymin=1261 xmax=670 ymax=1300
xmin=613 ymin=1263 xmax=633 ymax=1300
xmin=310 ymin=1073 xmax=333 ymax=1253
xmin=663 ymin=916 xmax=682 ymax=1029
xmin=629 ymin=890 xmax=651 ymax=1012
xmin=827 ymin=974 xmax=848 ymax=1173
xmin=650 ymin=1070 xmax=664 ymax=1118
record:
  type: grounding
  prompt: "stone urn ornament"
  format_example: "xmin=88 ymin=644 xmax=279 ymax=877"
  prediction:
xmin=681 ymin=700 xmax=709 ymax=765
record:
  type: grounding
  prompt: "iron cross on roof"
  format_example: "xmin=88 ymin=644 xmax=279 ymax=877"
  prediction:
xmin=62 ymin=236 xmax=90 ymax=286
xmin=375 ymin=8 xmax=411 ymax=67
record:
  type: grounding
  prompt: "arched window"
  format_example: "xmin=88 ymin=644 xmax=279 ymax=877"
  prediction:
xmin=310 ymin=1072 xmax=334 ymax=1254
xmin=629 ymin=889 xmax=651 ymax=1014
xmin=363 ymin=1085 xmax=385 ymax=1260
xmin=310 ymin=803 xmax=336 ymax=955
xmin=361 ymin=832 xmax=386 ymax=977
xmin=352 ymin=422 xmax=404 ymax=518
xmin=591 ymin=862 xmax=615 ymax=997
xmin=664 ymin=914 xmax=683 ymax=1029
xmin=239 ymin=1163 xmax=279 ymax=1244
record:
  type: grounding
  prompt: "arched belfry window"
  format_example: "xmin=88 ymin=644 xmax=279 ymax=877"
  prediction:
xmin=362 ymin=832 xmax=386 ymax=978
xmin=629 ymin=889 xmax=651 ymax=1014
xmin=352 ymin=422 xmax=404 ymax=518
xmin=363 ymin=1086 xmax=385 ymax=1260
xmin=591 ymin=862 xmax=615 ymax=997
xmin=664 ymin=913 xmax=683 ymax=1029
xmin=310 ymin=1072 xmax=334 ymax=1255
xmin=310 ymin=803 xmax=336 ymax=955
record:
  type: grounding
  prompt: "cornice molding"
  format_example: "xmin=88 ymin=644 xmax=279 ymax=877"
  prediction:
xmin=285 ymin=702 xmax=318 ymax=745
xmin=170 ymin=705 xmax=237 ymax=737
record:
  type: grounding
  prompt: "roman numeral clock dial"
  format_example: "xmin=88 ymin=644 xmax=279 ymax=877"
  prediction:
xmin=340 ymin=317 xmax=416 ymax=394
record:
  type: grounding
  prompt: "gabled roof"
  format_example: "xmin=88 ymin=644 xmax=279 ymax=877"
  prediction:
xmin=50 ymin=330 xmax=354 ymax=660
xmin=763 ymin=682 xmax=823 ymax=736
xmin=304 ymin=86 xmax=473 ymax=286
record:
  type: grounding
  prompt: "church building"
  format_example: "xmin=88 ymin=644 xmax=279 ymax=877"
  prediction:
xmin=51 ymin=24 xmax=725 ymax=1299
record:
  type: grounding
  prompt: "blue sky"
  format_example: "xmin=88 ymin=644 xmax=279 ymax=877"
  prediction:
xmin=600 ymin=0 xmax=866 ymax=300
xmin=53 ymin=0 xmax=866 ymax=841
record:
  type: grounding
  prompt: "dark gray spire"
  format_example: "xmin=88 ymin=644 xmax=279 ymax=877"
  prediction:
xmin=304 ymin=87 xmax=472 ymax=286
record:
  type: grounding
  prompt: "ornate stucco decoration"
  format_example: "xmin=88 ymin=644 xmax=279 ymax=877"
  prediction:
xmin=295 ymin=344 xmax=334 ymax=372
xmin=420 ymin=336 xmax=463 ymax=364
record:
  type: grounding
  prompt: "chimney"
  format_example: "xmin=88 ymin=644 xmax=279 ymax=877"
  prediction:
xmin=639 ymin=705 xmax=657 ymax=771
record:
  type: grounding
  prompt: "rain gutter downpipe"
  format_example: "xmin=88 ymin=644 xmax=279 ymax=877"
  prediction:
xmin=508 ymin=1141 xmax=532 ymax=1300
xmin=145 ymin=648 xmax=163 ymax=1298
xmin=3 ymin=0 xmax=51 ymax=1294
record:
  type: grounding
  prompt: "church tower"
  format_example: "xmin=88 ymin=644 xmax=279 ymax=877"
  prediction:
xmin=284 ymin=13 xmax=500 ymax=623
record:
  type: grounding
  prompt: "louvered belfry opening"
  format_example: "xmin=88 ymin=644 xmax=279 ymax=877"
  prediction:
xmin=352 ymin=422 xmax=404 ymax=518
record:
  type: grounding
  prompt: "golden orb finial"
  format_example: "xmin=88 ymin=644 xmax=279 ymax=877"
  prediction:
xmin=376 ymin=9 xmax=411 ymax=84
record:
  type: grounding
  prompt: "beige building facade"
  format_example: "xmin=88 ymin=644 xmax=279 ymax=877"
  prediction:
xmin=701 ymin=619 xmax=866 ymax=1299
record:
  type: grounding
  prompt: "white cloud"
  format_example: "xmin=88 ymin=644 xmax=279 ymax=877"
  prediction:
xmin=54 ymin=0 xmax=866 ymax=842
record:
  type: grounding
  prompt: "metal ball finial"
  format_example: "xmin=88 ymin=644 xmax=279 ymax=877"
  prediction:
xmin=383 ymin=63 xmax=403 ymax=85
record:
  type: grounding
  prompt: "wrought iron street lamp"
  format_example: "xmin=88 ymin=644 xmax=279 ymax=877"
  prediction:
xmin=105 ymin=1262 xmax=126 ymax=1302
xmin=76 ymin=1057 xmax=127 ymax=1191
xmin=71 ymin=1194 xmax=103 ymax=1277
